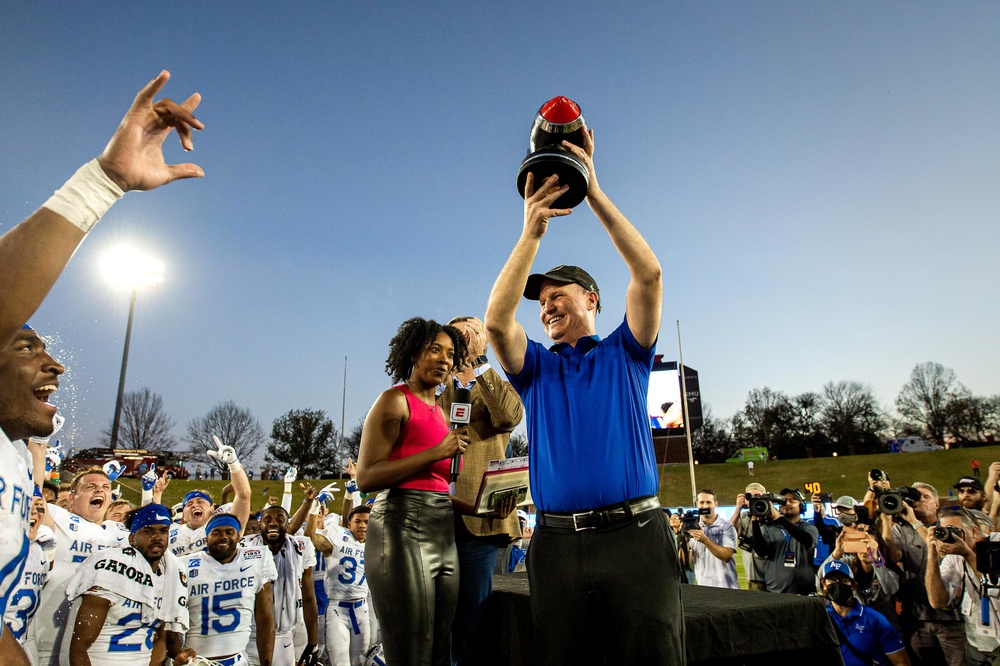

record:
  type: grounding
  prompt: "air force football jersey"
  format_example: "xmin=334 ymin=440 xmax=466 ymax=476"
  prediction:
xmin=170 ymin=523 xmax=208 ymax=557
xmin=35 ymin=503 xmax=129 ymax=666
xmin=0 ymin=432 xmax=33 ymax=630
xmin=323 ymin=526 xmax=366 ymax=602
xmin=182 ymin=545 xmax=277 ymax=657
xmin=3 ymin=540 xmax=48 ymax=659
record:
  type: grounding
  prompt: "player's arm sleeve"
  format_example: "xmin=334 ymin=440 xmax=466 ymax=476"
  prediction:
xmin=255 ymin=582 xmax=276 ymax=666
xmin=69 ymin=595 xmax=111 ymax=666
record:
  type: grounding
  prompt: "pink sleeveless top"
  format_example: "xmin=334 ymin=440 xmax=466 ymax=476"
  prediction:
xmin=390 ymin=385 xmax=453 ymax=492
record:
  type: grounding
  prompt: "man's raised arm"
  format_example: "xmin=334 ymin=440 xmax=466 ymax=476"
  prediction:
xmin=485 ymin=173 xmax=572 ymax=376
xmin=0 ymin=70 xmax=204 ymax=348
xmin=562 ymin=129 xmax=662 ymax=348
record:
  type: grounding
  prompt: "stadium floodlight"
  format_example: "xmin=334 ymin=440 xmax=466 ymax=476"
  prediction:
xmin=102 ymin=246 xmax=165 ymax=449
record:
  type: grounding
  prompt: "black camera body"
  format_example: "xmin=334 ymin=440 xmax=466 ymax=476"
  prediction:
xmin=748 ymin=493 xmax=787 ymax=517
xmin=876 ymin=486 xmax=922 ymax=515
xmin=682 ymin=507 xmax=710 ymax=531
xmin=931 ymin=525 xmax=965 ymax=544
xmin=977 ymin=541 xmax=1000 ymax=575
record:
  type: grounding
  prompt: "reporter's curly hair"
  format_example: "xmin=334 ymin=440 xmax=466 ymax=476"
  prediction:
xmin=385 ymin=317 xmax=468 ymax=384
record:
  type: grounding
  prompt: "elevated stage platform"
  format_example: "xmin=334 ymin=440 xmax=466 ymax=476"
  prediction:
xmin=478 ymin=574 xmax=844 ymax=665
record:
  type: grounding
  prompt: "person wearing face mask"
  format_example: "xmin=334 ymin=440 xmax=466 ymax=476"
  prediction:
xmin=821 ymin=560 xmax=910 ymax=666
xmin=817 ymin=515 xmax=903 ymax=633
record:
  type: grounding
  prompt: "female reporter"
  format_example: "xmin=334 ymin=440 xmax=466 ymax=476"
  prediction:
xmin=357 ymin=317 xmax=470 ymax=666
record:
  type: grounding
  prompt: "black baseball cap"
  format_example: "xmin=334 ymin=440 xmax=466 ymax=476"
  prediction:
xmin=955 ymin=477 xmax=985 ymax=491
xmin=523 ymin=265 xmax=601 ymax=313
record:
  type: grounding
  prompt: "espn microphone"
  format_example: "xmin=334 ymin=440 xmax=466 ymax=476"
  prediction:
xmin=449 ymin=388 xmax=472 ymax=482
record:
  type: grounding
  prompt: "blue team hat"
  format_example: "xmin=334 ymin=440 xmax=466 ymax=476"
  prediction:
xmin=183 ymin=490 xmax=213 ymax=507
xmin=22 ymin=324 xmax=34 ymax=330
xmin=206 ymin=513 xmax=241 ymax=535
xmin=131 ymin=503 xmax=173 ymax=533
xmin=821 ymin=560 xmax=854 ymax=580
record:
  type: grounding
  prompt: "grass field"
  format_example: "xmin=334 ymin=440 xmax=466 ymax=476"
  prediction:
xmin=99 ymin=444 xmax=1000 ymax=513
xmin=654 ymin=444 xmax=1000 ymax=508
xmin=95 ymin=446 xmax=1000 ymax=591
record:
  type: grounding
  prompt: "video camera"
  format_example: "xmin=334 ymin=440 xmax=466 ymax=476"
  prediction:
xmin=681 ymin=507 xmax=710 ymax=531
xmin=977 ymin=541 xmax=1000 ymax=575
xmin=874 ymin=486 xmax=922 ymax=515
xmin=748 ymin=493 xmax=787 ymax=518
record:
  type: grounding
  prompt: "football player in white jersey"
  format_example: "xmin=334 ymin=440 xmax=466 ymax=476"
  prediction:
xmin=169 ymin=438 xmax=252 ymax=558
xmin=0 ymin=69 xmax=206 ymax=664
xmin=36 ymin=467 xmax=130 ymax=666
xmin=313 ymin=505 xmax=370 ymax=666
xmin=0 ymin=325 xmax=62 ymax=666
xmin=4 ymin=497 xmax=52 ymax=665
xmin=65 ymin=504 xmax=193 ymax=666
xmin=181 ymin=513 xmax=277 ymax=666
xmin=245 ymin=506 xmax=319 ymax=666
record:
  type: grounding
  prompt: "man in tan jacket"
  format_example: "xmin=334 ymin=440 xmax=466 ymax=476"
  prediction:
xmin=440 ymin=315 xmax=524 ymax=666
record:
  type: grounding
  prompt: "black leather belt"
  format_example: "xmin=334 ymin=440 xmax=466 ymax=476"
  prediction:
xmin=537 ymin=496 xmax=661 ymax=531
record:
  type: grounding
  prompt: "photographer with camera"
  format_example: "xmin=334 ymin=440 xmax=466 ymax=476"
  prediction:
xmin=818 ymin=515 xmax=903 ymax=632
xmin=926 ymin=506 xmax=1000 ymax=665
xmin=750 ymin=488 xmax=818 ymax=594
xmin=668 ymin=511 xmax=695 ymax=584
xmin=879 ymin=481 xmax=968 ymax=666
xmin=732 ymin=483 xmax=770 ymax=591
xmin=821 ymin=560 xmax=910 ymax=666
xmin=686 ymin=490 xmax=739 ymax=590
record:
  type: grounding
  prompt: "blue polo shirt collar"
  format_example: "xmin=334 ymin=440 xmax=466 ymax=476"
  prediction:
xmin=828 ymin=601 xmax=863 ymax=623
xmin=550 ymin=334 xmax=601 ymax=357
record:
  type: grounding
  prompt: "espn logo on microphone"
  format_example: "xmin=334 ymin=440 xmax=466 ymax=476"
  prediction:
xmin=450 ymin=403 xmax=472 ymax=425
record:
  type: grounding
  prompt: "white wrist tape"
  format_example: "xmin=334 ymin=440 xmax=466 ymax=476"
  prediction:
xmin=283 ymin=481 xmax=293 ymax=494
xmin=43 ymin=159 xmax=124 ymax=233
xmin=309 ymin=500 xmax=321 ymax=515
xmin=228 ymin=461 xmax=243 ymax=474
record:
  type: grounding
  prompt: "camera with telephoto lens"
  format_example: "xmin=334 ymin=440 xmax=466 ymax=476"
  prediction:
xmin=875 ymin=486 xmax=922 ymax=515
xmin=870 ymin=468 xmax=886 ymax=482
xmin=748 ymin=493 xmax=787 ymax=517
xmin=682 ymin=507 xmax=710 ymax=531
xmin=977 ymin=541 xmax=1000 ymax=575
xmin=931 ymin=525 xmax=965 ymax=544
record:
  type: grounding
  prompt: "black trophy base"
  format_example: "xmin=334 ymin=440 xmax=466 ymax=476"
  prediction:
xmin=516 ymin=149 xmax=589 ymax=210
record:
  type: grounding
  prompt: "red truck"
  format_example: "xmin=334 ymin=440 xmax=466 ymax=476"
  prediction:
xmin=62 ymin=448 xmax=190 ymax=480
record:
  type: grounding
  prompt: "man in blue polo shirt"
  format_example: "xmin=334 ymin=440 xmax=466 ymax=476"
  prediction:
xmin=485 ymin=122 xmax=682 ymax=664
xmin=822 ymin=560 xmax=910 ymax=666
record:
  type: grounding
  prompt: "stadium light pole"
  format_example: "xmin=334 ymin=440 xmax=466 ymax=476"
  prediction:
xmin=102 ymin=247 xmax=164 ymax=450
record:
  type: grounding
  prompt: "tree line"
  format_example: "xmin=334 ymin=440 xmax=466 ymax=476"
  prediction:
xmin=99 ymin=391 xmax=364 ymax=477
xmin=691 ymin=362 xmax=1000 ymax=463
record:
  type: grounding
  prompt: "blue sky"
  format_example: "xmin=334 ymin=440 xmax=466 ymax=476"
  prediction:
xmin=3 ymin=3 xmax=998 ymax=459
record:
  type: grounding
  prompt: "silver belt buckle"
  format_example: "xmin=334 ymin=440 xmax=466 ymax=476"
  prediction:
xmin=571 ymin=510 xmax=597 ymax=531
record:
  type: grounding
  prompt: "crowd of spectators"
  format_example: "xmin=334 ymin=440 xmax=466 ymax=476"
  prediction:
xmin=668 ymin=465 xmax=1000 ymax=665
